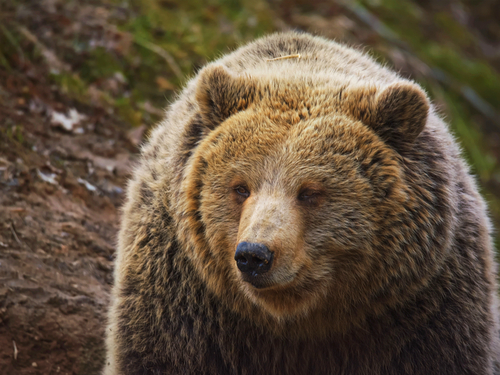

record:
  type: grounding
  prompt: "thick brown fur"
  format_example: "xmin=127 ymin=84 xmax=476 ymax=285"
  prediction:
xmin=104 ymin=32 xmax=500 ymax=375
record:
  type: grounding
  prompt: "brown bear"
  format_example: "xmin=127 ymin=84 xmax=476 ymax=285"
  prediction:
xmin=104 ymin=32 xmax=500 ymax=374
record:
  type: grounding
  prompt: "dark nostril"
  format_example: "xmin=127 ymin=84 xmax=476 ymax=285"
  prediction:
xmin=235 ymin=242 xmax=273 ymax=276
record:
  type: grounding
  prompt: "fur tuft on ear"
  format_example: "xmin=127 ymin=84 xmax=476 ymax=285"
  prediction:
xmin=195 ymin=65 xmax=256 ymax=129
xmin=372 ymin=82 xmax=430 ymax=145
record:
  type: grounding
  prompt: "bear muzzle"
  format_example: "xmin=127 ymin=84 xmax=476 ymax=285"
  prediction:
xmin=235 ymin=242 xmax=274 ymax=287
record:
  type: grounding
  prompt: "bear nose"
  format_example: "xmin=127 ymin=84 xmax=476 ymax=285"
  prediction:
xmin=235 ymin=242 xmax=273 ymax=276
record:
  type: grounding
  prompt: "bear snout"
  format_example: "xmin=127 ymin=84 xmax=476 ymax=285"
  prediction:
xmin=235 ymin=242 xmax=274 ymax=281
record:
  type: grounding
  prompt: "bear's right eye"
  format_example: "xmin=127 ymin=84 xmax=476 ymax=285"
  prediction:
xmin=234 ymin=185 xmax=250 ymax=199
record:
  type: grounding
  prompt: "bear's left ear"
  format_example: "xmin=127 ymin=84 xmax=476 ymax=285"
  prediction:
xmin=373 ymin=82 xmax=430 ymax=144
xmin=195 ymin=65 xmax=256 ymax=129
xmin=350 ymin=82 xmax=430 ymax=146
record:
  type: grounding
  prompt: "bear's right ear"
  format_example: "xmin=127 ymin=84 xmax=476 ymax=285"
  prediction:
xmin=195 ymin=65 xmax=256 ymax=129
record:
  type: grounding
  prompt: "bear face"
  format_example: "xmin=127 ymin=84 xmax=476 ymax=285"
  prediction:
xmin=196 ymin=114 xmax=377 ymax=318
xmin=175 ymin=65 xmax=448 ymax=323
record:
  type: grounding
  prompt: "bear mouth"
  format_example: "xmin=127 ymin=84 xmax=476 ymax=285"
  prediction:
xmin=240 ymin=268 xmax=301 ymax=290
xmin=241 ymin=273 xmax=273 ymax=289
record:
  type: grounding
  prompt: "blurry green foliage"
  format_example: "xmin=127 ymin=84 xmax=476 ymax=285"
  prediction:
xmin=70 ymin=0 xmax=276 ymax=124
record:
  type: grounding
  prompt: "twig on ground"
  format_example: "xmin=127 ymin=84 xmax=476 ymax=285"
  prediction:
xmin=13 ymin=340 xmax=18 ymax=361
xmin=0 ymin=24 xmax=24 ymax=64
xmin=134 ymin=37 xmax=183 ymax=80
xmin=10 ymin=222 xmax=21 ymax=246
xmin=17 ymin=25 xmax=70 ymax=73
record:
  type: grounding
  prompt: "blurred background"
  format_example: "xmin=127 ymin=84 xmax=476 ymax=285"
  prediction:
xmin=1 ymin=0 xmax=499 ymax=373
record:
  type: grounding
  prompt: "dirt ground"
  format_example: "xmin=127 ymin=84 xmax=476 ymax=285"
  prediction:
xmin=0 ymin=66 xmax=139 ymax=374
xmin=1 ymin=0 xmax=500 ymax=374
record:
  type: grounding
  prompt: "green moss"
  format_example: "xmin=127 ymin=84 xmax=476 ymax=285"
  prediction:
xmin=79 ymin=47 xmax=126 ymax=84
xmin=115 ymin=97 xmax=143 ymax=127
xmin=49 ymin=72 xmax=89 ymax=102
xmin=0 ymin=123 xmax=31 ymax=151
xmin=0 ymin=26 xmax=19 ymax=70
xmin=422 ymin=43 xmax=500 ymax=108
xmin=432 ymin=12 xmax=474 ymax=48
xmin=0 ymin=49 xmax=11 ymax=70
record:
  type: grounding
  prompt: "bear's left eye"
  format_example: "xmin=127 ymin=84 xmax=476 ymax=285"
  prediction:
xmin=298 ymin=188 xmax=322 ymax=205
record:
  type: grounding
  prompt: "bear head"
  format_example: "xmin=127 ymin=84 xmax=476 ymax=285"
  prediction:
xmin=174 ymin=64 xmax=450 ymax=328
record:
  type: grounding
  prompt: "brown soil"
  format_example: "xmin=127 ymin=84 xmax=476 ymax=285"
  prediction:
xmin=0 ymin=57 xmax=138 ymax=374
